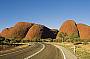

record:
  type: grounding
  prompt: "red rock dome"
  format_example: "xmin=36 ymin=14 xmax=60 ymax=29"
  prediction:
xmin=1 ymin=22 xmax=33 ymax=39
xmin=25 ymin=24 xmax=55 ymax=41
xmin=59 ymin=20 xmax=79 ymax=35
xmin=77 ymin=24 xmax=90 ymax=40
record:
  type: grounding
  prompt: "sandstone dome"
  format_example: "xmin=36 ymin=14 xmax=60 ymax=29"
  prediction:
xmin=58 ymin=20 xmax=79 ymax=36
xmin=25 ymin=24 xmax=55 ymax=41
xmin=1 ymin=22 xmax=34 ymax=39
xmin=77 ymin=24 xmax=90 ymax=40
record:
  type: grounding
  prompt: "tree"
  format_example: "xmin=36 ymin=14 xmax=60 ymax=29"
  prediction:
xmin=15 ymin=39 xmax=21 ymax=43
xmin=67 ymin=33 xmax=80 ymax=43
xmin=57 ymin=32 xmax=67 ymax=42
xmin=0 ymin=37 xmax=5 ymax=48
xmin=32 ymin=37 xmax=41 ymax=42
xmin=5 ymin=39 xmax=11 ymax=44
xmin=0 ymin=37 xmax=5 ymax=44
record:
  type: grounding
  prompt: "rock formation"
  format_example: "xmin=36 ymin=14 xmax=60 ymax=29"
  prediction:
xmin=1 ymin=19 xmax=90 ymax=41
xmin=51 ymin=29 xmax=59 ymax=39
xmin=77 ymin=24 xmax=90 ymax=40
xmin=57 ymin=20 xmax=79 ymax=37
xmin=57 ymin=20 xmax=90 ymax=41
xmin=25 ymin=24 xmax=55 ymax=41
xmin=1 ymin=22 xmax=33 ymax=39
xmin=1 ymin=22 xmax=56 ymax=41
xmin=0 ymin=32 xmax=1 ymax=37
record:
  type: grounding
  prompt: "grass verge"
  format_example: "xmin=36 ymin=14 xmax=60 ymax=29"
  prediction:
xmin=51 ymin=42 xmax=90 ymax=59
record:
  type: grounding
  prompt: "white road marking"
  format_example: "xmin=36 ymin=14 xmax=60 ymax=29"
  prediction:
xmin=24 ymin=43 xmax=45 ymax=59
xmin=54 ymin=45 xmax=66 ymax=59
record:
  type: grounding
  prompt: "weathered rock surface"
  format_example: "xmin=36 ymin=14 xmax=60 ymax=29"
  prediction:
xmin=1 ymin=22 xmax=33 ymax=39
xmin=25 ymin=24 xmax=55 ymax=41
xmin=57 ymin=20 xmax=90 ymax=41
xmin=51 ymin=29 xmax=59 ymax=39
xmin=1 ymin=19 xmax=90 ymax=41
xmin=58 ymin=20 xmax=79 ymax=36
xmin=1 ymin=22 xmax=56 ymax=41
xmin=0 ymin=32 xmax=1 ymax=37
xmin=25 ymin=24 xmax=44 ymax=41
xmin=77 ymin=24 xmax=90 ymax=40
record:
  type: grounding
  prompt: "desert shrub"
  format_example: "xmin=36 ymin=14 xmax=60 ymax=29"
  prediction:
xmin=4 ymin=39 xmax=11 ymax=44
xmin=82 ymin=40 xmax=89 ymax=45
xmin=0 ymin=37 xmax=5 ymax=44
xmin=57 ymin=32 xmax=67 ymax=42
xmin=15 ymin=39 xmax=21 ymax=43
xmin=55 ymin=38 xmax=62 ymax=42
xmin=65 ymin=33 xmax=80 ymax=43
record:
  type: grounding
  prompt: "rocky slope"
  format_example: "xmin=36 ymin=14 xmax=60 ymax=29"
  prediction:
xmin=1 ymin=20 xmax=90 ymax=41
xmin=1 ymin=22 xmax=34 ymax=39
xmin=77 ymin=24 xmax=90 ymax=40
xmin=0 ymin=33 xmax=1 ymax=37
xmin=25 ymin=24 xmax=44 ymax=41
xmin=57 ymin=20 xmax=90 ymax=40
xmin=1 ymin=22 xmax=57 ymax=41
xmin=57 ymin=20 xmax=79 ymax=36
xmin=51 ymin=29 xmax=59 ymax=39
xmin=25 ymin=24 xmax=55 ymax=41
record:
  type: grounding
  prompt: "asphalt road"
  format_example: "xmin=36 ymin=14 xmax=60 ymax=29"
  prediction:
xmin=30 ymin=43 xmax=63 ymax=59
xmin=0 ymin=43 xmax=63 ymax=59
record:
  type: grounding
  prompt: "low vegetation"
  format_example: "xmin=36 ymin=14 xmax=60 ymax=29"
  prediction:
xmin=76 ymin=46 xmax=90 ymax=59
xmin=56 ymin=32 xmax=80 ymax=43
xmin=54 ymin=32 xmax=90 ymax=59
xmin=60 ymin=42 xmax=90 ymax=59
xmin=0 ymin=37 xmax=24 ymax=51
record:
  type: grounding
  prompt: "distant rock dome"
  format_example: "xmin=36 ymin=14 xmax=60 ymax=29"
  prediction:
xmin=77 ymin=24 xmax=90 ymax=40
xmin=58 ymin=20 xmax=79 ymax=36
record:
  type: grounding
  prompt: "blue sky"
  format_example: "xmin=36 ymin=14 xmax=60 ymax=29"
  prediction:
xmin=0 ymin=0 xmax=90 ymax=31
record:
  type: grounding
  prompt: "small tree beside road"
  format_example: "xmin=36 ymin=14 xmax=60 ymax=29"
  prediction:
xmin=57 ymin=32 xmax=67 ymax=42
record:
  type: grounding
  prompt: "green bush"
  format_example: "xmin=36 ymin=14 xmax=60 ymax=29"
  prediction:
xmin=0 ymin=37 xmax=5 ymax=44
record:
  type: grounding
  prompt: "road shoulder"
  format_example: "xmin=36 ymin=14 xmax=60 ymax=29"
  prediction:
xmin=46 ymin=42 xmax=77 ymax=59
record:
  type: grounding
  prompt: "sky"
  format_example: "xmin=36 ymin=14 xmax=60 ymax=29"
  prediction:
xmin=0 ymin=0 xmax=90 ymax=31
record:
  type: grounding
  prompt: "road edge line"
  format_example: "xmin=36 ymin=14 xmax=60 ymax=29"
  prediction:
xmin=45 ymin=42 xmax=66 ymax=59
xmin=24 ymin=43 xmax=45 ymax=59
xmin=53 ymin=45 xmax=66 ymax=59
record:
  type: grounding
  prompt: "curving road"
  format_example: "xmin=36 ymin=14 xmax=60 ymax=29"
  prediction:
xmin=30 ymin=43 xmax=63 ymax=59
xmin=0 ymin=43 xmax=63 ymax=59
